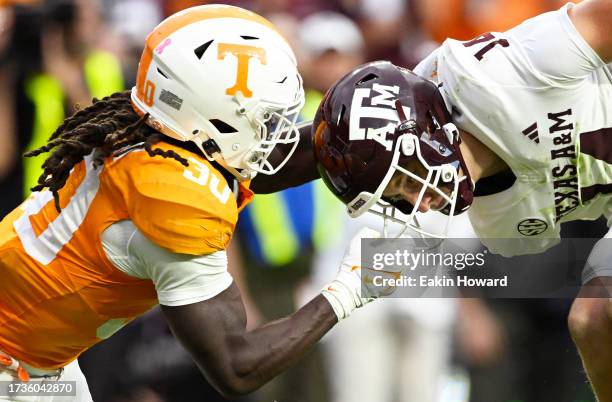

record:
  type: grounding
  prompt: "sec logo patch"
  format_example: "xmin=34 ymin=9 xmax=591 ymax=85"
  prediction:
xmin=517 ymin=218 xmax=548 ymax=236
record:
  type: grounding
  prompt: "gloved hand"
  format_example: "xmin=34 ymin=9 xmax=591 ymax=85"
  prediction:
xmin=322 ymin=227 xmax=394 ymax=320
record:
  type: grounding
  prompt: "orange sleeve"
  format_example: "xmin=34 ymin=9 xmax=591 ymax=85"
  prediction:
xmin=105 ymin=146 xmax=238 ymax=255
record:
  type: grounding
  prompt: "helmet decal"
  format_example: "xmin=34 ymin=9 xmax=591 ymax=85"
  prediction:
xmin=131 ymin=5 xmax=304 ymax=180
xmin=313 ymin=61 xmax=474 ymax=238
xmin=348 ymin=83 xmax=411 ymax=151
xmin=156 ymin=38 xmax=173 ymax=55
xmin=217 ymin=43 xmax=267 ymax=98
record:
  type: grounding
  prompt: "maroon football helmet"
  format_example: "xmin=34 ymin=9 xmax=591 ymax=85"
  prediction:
xmin=312 ymin=61 xmax=474 ymax=237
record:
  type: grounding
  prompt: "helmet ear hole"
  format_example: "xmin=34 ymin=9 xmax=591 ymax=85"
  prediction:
xmin=209 ymin=119 xmax=238 ymax=134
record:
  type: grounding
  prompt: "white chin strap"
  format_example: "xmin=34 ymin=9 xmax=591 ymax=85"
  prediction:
xmin=211 ymin=152 xmax=253 ymax=182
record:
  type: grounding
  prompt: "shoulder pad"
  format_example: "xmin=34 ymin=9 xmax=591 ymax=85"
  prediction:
xmin=106 ymin=142 xmax=237 ymax=254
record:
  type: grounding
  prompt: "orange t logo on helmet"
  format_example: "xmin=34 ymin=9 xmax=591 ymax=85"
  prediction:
xmin=217 ymin=43 xmax=267 ymax=98
xmin=130 ymin=4 xmax=304 ymax=178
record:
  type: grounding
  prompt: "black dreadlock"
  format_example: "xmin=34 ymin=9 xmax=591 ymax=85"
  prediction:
xmin=25 ymin=90 xmax=190 ymax=211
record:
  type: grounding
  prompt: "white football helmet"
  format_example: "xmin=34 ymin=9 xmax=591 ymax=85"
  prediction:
xmin=131 ymin=5 xmax=305 ymax=180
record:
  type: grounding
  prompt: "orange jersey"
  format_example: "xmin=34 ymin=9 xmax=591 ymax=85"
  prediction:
xmin=0 ymin=142 xmax=253 ymax=369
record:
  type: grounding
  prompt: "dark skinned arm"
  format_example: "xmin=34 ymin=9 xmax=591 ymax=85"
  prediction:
xmin=161 ymin=282 xmax=337 ymax=398
xmin=250 ymin=121 xmax=320 ymax=193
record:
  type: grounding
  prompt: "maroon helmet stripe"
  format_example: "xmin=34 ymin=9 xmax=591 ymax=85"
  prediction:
xmin=579 ymin=127 xmax=612 ymax=164
xmin=395 ymin=99 xmax=408 ymax=121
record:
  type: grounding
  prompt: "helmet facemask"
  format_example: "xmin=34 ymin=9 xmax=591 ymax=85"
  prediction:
xmin=242 ymin=92 xmax=305 ymax=176
xmin=346 ymin=101 xmax=473 ymax=238
xmin=130 ymin=5 xmax=305 ymax=182
xmin=313 ymin=61 xmax=474 ymax=238
xmin=188 ymin=92 xmax=305 ymax=181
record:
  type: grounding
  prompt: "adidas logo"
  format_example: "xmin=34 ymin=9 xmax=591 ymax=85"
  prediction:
xmin=522 ymin=122 xmax=540 ymax=144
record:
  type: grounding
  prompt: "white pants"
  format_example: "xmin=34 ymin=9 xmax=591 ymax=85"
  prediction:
xmin=0 ymin=360 xmax=92 ymax=402
xmin=324 ymin=301 xmax=454 ymax=402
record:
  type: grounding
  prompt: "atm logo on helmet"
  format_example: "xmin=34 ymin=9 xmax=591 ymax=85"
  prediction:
xmin=349 ymin=83 xmax=411 ymax=151
xmin=218 ymin=43 xmax=267 ymax=98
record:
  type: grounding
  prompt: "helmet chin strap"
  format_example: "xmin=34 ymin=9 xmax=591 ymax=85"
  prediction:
xmin=196 ymin=136 xmax=253 ymax=182
xmin=210 ymin=151 xmax=252 ymax=182
xmin=443 ymin=125 xmax=474 ymax=208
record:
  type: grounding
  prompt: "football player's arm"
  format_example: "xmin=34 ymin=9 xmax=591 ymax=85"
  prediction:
xmin=103 ymin=221 xmax=372 ymax=397
xmin=569 ymin=0 xmax=612 ymax=63
xmin=161 ymin=227 xmax=382 ymax=397
xmin=104 ymin=221 xmax=336 ymax=397
xmin=161 ymin=285 xmax=336 ymax=397
xmin=250 ymin=121 xmax=319 ymax=194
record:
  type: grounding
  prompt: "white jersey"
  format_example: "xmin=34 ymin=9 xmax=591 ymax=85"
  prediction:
xmin=415 ymin=3 xmax=612 ymax=257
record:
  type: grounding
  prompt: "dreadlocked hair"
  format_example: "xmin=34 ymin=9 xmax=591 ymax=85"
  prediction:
xmin=25 ymin=90 xmax=190 ymax=212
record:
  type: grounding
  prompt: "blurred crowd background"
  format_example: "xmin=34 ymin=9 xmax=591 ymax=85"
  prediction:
xmin=0 ymin=0 xmax=608 ymax=401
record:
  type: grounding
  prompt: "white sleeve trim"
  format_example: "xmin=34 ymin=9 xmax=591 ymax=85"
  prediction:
xmin=101 ymin=220 xmax=233 ymax=306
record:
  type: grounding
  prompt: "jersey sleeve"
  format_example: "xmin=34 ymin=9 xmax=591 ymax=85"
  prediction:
xmin=413 ymin=48 xmax=441 ymax=82
xmin=438 ymin=3 xmax=606 ymax=93
xmin=102 ymin=220 xmax=233 ymax=306
xmin=105 ymin=146 xmax=238 ymax=255
xmin=505 ymin=3 xmax=605 ymax=84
